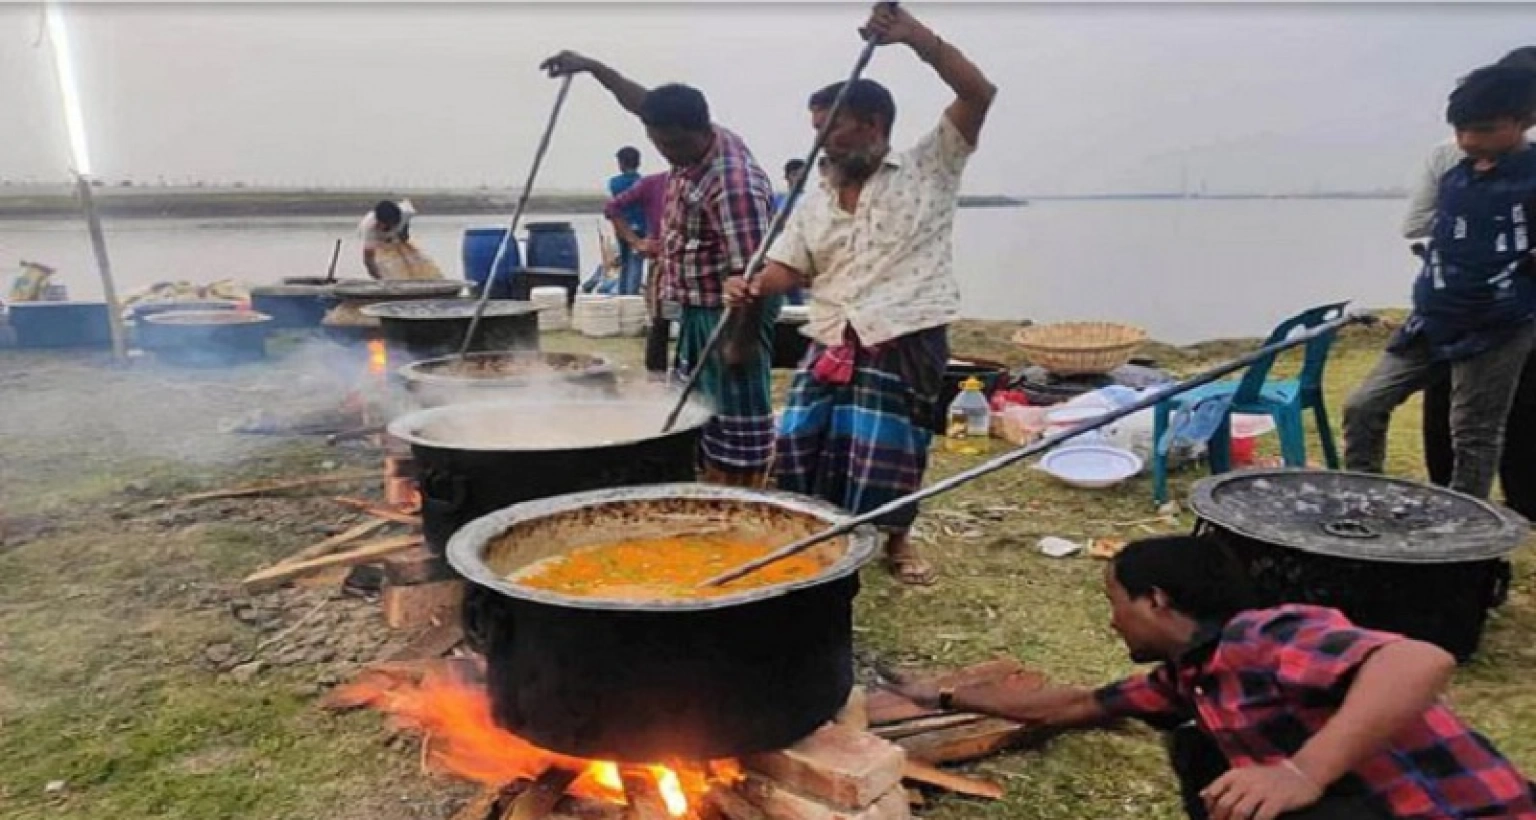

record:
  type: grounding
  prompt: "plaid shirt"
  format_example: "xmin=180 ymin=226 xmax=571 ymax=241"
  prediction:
xmin=658 ymin=126 xmax=774 ymax=309
xmin=1096 ymin=605 xmax=1535 ymax=818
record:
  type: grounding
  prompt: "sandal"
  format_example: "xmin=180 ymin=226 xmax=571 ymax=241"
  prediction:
xmin=884 ymin=553 xmax=938 ymax=587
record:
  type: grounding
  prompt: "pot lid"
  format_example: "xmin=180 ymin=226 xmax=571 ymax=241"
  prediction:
xmin=1189 ymin=469 xmax=1529 ymax=563
xmin=360 ymin=298 xmax=539 ymax=320
xmin=332 ymin=280 xmax=464 ymax=300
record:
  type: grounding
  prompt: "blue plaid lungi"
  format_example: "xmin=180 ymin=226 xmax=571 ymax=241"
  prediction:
xmin=675 ymin=303 xmax=779 ymax=475
xmin=775 ymin=326 xmax=949 ymax=530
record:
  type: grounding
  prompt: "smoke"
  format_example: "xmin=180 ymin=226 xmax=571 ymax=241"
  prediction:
xmin=386 ymin=352 xmax=714 ymax=450
xmin=0 ymin=334 xmax=366 ymax=501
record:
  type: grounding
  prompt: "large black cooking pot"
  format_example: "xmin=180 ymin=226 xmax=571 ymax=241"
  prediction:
xmin=387 ymin=396 xmax=711 ymax=555
xmin=362 ymin=299 xmax=539 ymax=363
xmin=446 ymin=483 xmax=881 ymax=762
xmin=322 ymin=280 xmax=466 ymax=345
xmin=1190 ymin=469 xmax=1529 ymax=661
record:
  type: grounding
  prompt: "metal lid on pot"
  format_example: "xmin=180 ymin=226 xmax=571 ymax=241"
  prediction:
xmin=332 ymin=280 xmax=465 ymax=300
xmin=1189 ymin=469 xmax=1528 ymax=563
xmin=360 ymin=298 xmax=539 ymax=320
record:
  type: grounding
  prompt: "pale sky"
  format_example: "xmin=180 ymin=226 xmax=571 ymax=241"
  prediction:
xmin=2 ymin=2 xmax=1532 ymax=195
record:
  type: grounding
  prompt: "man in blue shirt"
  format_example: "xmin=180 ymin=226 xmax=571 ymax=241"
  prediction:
xmin=608 ymin=146 xmax=646 ymax=295
xmin=1345 ymin=65 xmax=1536 ymax=499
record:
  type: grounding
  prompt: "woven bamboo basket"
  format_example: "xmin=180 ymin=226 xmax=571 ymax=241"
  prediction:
xmin=1012 ymin=321 xmax=1148 ymax=376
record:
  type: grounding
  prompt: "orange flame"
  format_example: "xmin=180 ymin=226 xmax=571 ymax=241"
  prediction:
xmin=335 ymin=662 xmax=739 ymax=818
xmin=367 ymin=339 xmax=388 ymax=376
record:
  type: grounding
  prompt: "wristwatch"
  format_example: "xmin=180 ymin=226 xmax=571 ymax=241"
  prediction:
xmin=938 ymin=687 xmax=956 ymax=711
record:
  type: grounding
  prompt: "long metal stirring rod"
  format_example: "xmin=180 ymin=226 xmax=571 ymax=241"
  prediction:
xmin=457 ymin=74 xmax=576 ymax=360
xmin=660 ymin=4 xmax=895 ymax=432
xmin=700 ymin=312 xmax=1370 ymax=588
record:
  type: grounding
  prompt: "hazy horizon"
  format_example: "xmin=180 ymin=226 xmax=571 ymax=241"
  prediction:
xmin=4 ymin=3 xmax=1531 ymax=196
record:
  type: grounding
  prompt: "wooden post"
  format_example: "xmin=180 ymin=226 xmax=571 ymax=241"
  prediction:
xmin=74 ymin=173 xmax=128 ymax=363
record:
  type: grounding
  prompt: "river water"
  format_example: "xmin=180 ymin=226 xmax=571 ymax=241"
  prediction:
xmin=0 ymin=198 xmax=1414 ymax=344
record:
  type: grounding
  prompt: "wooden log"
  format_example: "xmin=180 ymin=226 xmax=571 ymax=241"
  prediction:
xmin=620 ymin=768 xmax=672 ymax=820
xmin=334 ymin=496 xmax=423 ymax=526
xmin=506 ymin=767 xmax=580 ymax=820
xmin=867 ymin=659 xmax=1027 ymax=726
xmin=274 ymin=519 xmax=389 ymax=567
xmin=453 ymin=785 xmax=510 ymax=820
xmin=893 ymin=718 xmax=1044 ymax=766
xmin=174 ymin=470 xmax=377 ymax=503
xmin=900 ymin=760 xmax=1004 ymax=801
xmin=872 ymin=712 xmax=986 ymax=741
xmin=241 ymin=535 xmax=422 ymax=593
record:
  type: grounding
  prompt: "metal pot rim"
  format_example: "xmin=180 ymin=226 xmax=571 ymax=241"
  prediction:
xmin=396 ymin=351 xmax=613 ymax=388
xmin=332 ymin=281 xmax=466 ymax=301
xmin=446 ymin=483 xmax=881 ymax=612
xmin=360 ymin=299 xmax=541 ymax=320
xmin=1190 ymin=468 xmax=1529 ymax=563
xmin=143 ymin=310 xmax=272 ymax=326
xmin=386 ymin=397 xmax=714 ymax=452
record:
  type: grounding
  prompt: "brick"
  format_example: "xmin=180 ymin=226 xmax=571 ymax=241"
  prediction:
xmin=382 ymin=579 xmax=463 ymax=630
xmin=834 ymin=686 xmax=869 ymax=731
xmin=382 ymin=547 xmax=454 ymax=585
xmin=741 ymin=724 xmax=905 ymax=811
xmin=736 ymin=779 xmax=908 ymax=820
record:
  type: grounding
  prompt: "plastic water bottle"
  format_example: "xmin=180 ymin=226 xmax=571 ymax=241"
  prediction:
xmin=946 ymin=377 xmax=992 ymax=454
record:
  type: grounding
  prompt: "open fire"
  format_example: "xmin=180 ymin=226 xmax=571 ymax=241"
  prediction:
xmin=335 ymin=661 xmax=741 ymax=819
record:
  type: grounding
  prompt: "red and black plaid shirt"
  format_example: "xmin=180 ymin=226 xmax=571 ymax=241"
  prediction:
xmin=1096 ymin=605 xmax=1535 ymax=818
xmin=657 ymin=126 xmax=774 ymax=309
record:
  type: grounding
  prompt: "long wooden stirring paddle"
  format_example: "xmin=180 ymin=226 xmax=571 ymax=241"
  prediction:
xmin=699 ymin=312 xmax=1371 ymax=588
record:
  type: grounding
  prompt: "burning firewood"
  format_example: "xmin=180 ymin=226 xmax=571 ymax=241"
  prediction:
xmin=505 ymin=767 xmax=581 ymax=820
xmin=619 ymin=768 xmax=673 ymax=820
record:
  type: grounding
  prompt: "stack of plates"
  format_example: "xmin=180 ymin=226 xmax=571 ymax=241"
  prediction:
xmin=574 ymin=295 xmax=621 ymax=338
xmin=530 ymin=286 xmax=570 ymax=332
xmin=616 ymin=296 xmax=648 ymax=337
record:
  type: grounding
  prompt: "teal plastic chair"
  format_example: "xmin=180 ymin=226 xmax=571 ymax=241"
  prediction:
xmin=1151 ymin=301 xmax=1350 ymax=504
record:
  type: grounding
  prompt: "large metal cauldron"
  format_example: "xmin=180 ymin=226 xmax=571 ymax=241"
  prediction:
xmin=322 ymin=280 xmax=465 ymax=344
xmin=387 ymin=396 xmax=711 ymax=555
xmin=139 ymin=310 xmax=273 ymax=366
xmin=447 ymin=483 xmax=881 ymax=762
xmin=362 ymin=299 xmax=539 ymax=363
xmin=1190 ymin=469 xmax=1529 ymax=661
xmin=397 ymin=351 xmax=617 ymax=408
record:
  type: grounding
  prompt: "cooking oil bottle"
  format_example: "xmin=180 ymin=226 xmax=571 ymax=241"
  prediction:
xmin=945 ymin=376 xmax=991 ymax=454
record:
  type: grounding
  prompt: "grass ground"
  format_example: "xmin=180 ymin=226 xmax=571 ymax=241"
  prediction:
xmin=1 ymin=319 xmax=1531 ymax=820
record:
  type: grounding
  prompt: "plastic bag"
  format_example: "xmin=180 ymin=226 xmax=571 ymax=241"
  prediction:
xmin=7 ymin=261 xmax=55 ymax=303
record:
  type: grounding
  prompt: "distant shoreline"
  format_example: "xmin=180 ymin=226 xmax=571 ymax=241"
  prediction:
xmin=0 ymin=188 xmax=1029 ymax=220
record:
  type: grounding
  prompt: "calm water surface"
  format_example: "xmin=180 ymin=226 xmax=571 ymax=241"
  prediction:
xmin=0 ymin=199 xmax=1414 ymax=344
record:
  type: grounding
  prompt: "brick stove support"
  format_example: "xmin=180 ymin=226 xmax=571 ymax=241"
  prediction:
xmin=719 ymin=724 xmax=910 ymax=820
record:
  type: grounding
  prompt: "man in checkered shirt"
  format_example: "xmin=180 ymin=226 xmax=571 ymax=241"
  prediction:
xmin=541 ymin=51 xmax=780 ymax=486
xmin=890 ymin=536 xmax=1534 ymax=819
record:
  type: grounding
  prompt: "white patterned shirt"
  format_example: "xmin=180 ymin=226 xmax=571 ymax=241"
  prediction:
xmin=766 ymin=116 xmax=974 ymax=347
